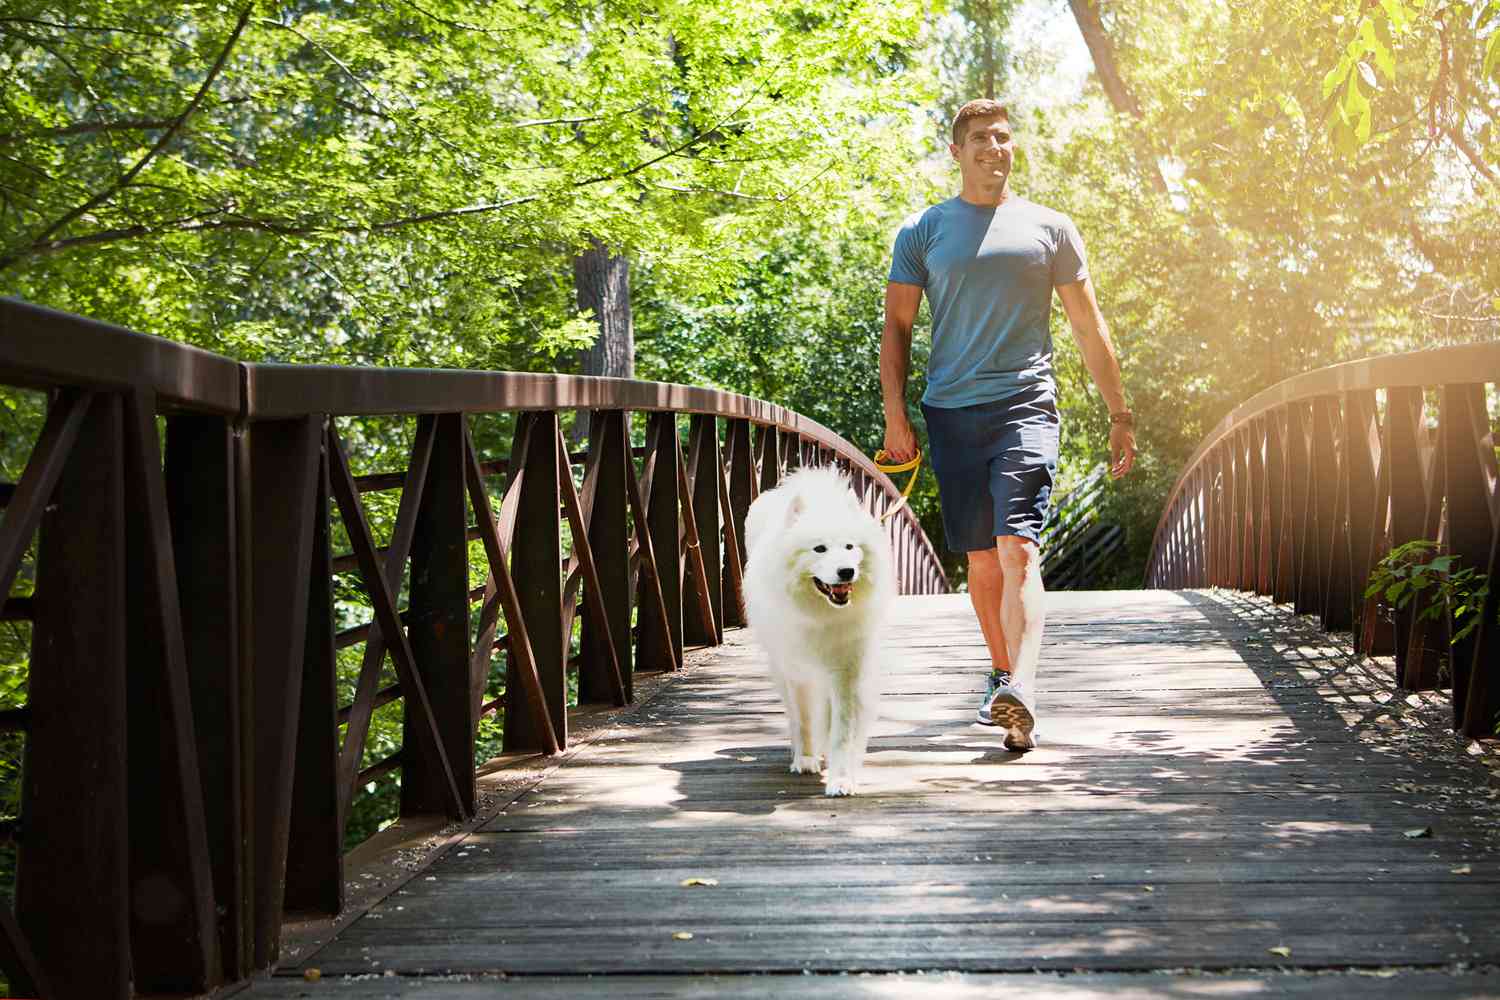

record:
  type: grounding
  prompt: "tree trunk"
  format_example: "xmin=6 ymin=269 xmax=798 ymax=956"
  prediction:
xmin=573 ymin=235 xmax=634 ymax=380
xmin=1066 ymin=0 xmax=1168 ymax=194
xmin=572 ymin=236 xmax=633 ymax=441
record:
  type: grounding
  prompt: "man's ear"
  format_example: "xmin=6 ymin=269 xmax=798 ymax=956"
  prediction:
xmin=785 ymin=495 xmax=805 ymax=526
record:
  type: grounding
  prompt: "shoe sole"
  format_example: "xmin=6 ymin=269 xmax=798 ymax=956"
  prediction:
xmin=990 ymin=692 xmax=1036 ymax=751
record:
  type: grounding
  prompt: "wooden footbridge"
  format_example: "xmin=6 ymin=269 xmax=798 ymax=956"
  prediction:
xmin=2 ymin=301 xmax=1500 ymax=997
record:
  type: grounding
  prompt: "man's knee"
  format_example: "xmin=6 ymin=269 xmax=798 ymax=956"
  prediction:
xmin=994 ymin=535 xmax=1040 ymax=578
xmin=967 ymin=546 xmax=1001 ymax=574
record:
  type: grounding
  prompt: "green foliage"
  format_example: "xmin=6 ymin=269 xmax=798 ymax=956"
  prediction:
xmin=1365 ymin=539 xmax=1491 ymax=644
xmin=0 ymin=0 xmax=928 ymax=371
xmin=1321 ymin=1 xmax=1500 ymax=157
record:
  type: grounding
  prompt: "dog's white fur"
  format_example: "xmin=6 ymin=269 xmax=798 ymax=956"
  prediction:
xmin=742 ymin=467 xmax=895 ymax=796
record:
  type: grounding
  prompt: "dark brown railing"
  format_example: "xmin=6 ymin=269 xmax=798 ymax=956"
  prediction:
xmin=1146 ymin=344 xmax=1500 ymax=739
xmin=0 ymin=299 xmax=947 ymax=998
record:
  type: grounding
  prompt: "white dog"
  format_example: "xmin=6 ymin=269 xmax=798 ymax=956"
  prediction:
xmin=742 ymin=466 xmax=895 ymax=796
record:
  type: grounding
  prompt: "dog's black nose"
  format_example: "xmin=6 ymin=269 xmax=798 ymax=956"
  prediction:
xmin=838 ymin=567 xmax=855 ymax=582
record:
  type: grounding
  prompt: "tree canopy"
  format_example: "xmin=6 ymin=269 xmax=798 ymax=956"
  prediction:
xmin=3 ymin=0 xmax=1498 ymax=584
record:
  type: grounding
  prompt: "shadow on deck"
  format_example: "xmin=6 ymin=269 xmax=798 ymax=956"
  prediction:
xmin=235 ymin=591 xmax=1500 ymax=998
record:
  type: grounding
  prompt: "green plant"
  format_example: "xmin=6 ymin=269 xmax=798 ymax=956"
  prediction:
xmin=1365 ymin=540 xmax=1491 ymax=645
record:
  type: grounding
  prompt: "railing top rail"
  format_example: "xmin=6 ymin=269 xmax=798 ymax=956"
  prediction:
xmin=1 ymin=297 xmax=242 ymax=415
xmin=1150 ymin=341 xmax=1500 ymax=573
xmin=1182 ymin=342 xmax=1500 ymax=482
xmin=242 ymin=365 xmax=888 ymax=483
xmin=1 ymin=297 xmax=936 ymax=547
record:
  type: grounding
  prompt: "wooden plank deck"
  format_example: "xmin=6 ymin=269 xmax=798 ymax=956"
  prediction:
xmin=240 ymin=591 xmax=1500 ymax=997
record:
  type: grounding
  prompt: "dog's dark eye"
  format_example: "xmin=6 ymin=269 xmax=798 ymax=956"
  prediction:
xmin=845 ymin=544 xmax=854 ymax=550
xmin=813 ymin=544 xmax=827 ymax=553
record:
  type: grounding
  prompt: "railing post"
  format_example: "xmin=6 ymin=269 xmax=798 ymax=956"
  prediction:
xmin=1360 ymin=394 xmax=1396 ymax=656
xmin=1287 ymin=403 xmax=1318 ymax=614
xmin=403 ymin=413 xmax=475 ymax=817
xmin=1190 ymin=468 xmax=1206 ymax=587
xmin=122 ymin=389 xmax=221 ymax=991
xmin=1440 ymin=384 xmax=1497 ymax=734
xmin=20 ymin=391 xmax=129 ymax=1000
xmin=724 ymin=418 xmax=755 ymax=627
xmin=684 ymin=414 xmax=723 ymax=645
xmin=637 ymin=412 xmax=683 ymax=671
xmin=1264 ymin=408 xmax=1286 ymax=599
xmin=1316 ymin=396 xmax=1352 ymax=630
xmin=283 ymin=442 xmax=341 ymax=914
xmin=164 ymin=413 xmax=251 ymax=974
xmin=583 ymin=409 xmax=633 ymax=702
xmin=1215 ymin=446 xmax=1230 ymax=588
xmin=1247 ymin=419 xmax=1267 ymax=594
xmin=756 ymin=424 xmax=781 ymax=493
xmin=1388 ymin=388 xmax=1445 ymax=689
xmin=505 ymin=410 xmax=567 ymax=751
xmin=1343 ymin=391 xmax=1381 ymax=649
xmin=245 ymin=414 xmax=324 ymax=969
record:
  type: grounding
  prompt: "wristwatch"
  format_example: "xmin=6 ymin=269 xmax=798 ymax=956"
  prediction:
xmin=1109 ymin=409 xmax=1135 ymax=428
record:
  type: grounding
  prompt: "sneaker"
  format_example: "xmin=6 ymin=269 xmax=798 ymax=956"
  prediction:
xmin=980 ymin=672 xmax=1038 ymax=752
xmin=975 ymin=670 xmax=1011 ymax=726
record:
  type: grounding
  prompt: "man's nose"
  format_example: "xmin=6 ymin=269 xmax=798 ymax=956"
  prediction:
xmin=838 ymin=567 xmax=855 ymax=582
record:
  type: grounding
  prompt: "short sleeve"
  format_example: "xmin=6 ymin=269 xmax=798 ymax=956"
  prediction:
xmin=887 ymin=216 xmax=927 ymax=287
xmin=1051 ymin=215 xmax=1089 ymax=286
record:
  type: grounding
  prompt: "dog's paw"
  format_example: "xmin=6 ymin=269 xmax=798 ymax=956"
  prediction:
xmin=823 ymin=775 xmax=856 ymax=797
xmin=790 ymin=754 xmax=822 ymax=774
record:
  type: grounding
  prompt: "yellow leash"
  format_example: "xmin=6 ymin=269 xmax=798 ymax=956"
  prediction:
xmin=873 ymin=448 xmax=922 ymax=523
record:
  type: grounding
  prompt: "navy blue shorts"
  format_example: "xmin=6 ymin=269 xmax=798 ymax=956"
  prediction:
xmin=921 ymin=383 xmax=1060 ymax=553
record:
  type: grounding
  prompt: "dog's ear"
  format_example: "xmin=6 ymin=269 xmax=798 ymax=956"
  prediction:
xmin=785 ymin=494 xmax=805 ymax=526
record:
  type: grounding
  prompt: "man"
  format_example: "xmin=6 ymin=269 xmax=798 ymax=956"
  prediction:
xmin=880 ymin=98 xmax=1135 ymax=751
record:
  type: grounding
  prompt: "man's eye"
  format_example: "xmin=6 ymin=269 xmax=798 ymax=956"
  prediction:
xmin=814 ymin=545 xmax=827 ymax=553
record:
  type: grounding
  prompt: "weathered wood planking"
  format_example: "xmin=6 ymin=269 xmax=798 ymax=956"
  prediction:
xmin=247 ymin=591 xmax=1500 ymax=997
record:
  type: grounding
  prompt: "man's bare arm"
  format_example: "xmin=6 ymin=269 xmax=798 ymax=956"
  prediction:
xmin=881 ymin=281 xmax=924 ymax=462
xmin=1056 ymin=277 xmax=1136 ymax=478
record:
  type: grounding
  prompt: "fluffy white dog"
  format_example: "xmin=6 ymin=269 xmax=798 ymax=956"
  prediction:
xmin=742 ymin=466 xmax=895 ymax=796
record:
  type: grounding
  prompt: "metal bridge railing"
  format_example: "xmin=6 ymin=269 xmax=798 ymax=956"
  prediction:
xmin=1146 ymin=343 xmax=1500 ymax=740
xmin=0 ymin=298 xmax=948 ymax=998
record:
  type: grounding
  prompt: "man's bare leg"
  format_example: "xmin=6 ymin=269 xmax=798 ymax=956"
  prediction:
xmin=994 ymin=535 xmax=1046 ymax=692
xmin=966 ymin=547 xmax=1011 ymax=673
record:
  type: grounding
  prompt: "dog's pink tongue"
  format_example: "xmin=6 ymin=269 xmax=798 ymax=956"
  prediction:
xmin=830 ymin=583 xmax=853 ymax=596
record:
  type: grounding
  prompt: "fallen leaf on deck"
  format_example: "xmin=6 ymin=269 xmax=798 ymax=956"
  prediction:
xmin=1451 ymin=865 xmax=1472 ymax=875
xmin=681 ymin=877 xmax=720 ymax=887
xmin=672 ymin=931 xmax=694 ymax=940
xmin=303 ymin=969 xmax=322 ymax=982
xmin=1267 ymin=946 xmax=1292 ymax=958
xmin=1403 ymin=826 xmax=1433 ymax=839
xmin=1142 ymin=885 xmax=1154 ymax=892
xmin=736 ymin=756 xmax=757 ymax=762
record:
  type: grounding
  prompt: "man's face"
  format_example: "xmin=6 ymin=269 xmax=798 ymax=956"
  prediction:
xmin=949 ymin=115 xmax=1013 ymax=187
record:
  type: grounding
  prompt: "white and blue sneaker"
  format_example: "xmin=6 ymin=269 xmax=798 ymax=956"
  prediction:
xmin=977 ymin=670 xmax=1038 ymax=751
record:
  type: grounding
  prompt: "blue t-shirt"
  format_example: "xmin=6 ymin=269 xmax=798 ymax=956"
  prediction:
xmin=888 ymin=195 xmax=1089 ymax=408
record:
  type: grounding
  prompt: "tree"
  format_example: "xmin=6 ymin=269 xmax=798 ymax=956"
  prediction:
xmin=0 ymin=0 xmax=928 ymax=372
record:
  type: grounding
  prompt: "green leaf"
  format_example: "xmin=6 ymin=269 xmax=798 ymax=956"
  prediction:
xmin=1386 ymin=581 xmax=1408 ymax=604
xmin=1323 ymin=59 xmax=1351 ymax=99
xmin=1356 ymin=60 xmax=1379 ymax=90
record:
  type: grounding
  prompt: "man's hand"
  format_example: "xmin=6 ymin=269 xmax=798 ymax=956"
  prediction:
xmin=1109 ymin=423 xmax=1136 ymax=479
xmin=883 ymin=415 xmax=920 ymax=464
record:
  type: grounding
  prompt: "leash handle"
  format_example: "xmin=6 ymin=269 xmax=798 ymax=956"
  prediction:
xmin=873 ymin=448 xmax=922 ymax=523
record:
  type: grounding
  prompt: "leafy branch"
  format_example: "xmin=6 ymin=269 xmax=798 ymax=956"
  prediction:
xmin=1365 ymin=539 xmax=1491 ymax=645
xmin=0 ymin=4 xmax=255 ymax=271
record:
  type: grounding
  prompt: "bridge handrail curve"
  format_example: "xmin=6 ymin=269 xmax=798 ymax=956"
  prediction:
xmin=0 ymin=297 xmax=948 ymax=997
xmin=1146 ymin=342 xmax=1500 ymax=740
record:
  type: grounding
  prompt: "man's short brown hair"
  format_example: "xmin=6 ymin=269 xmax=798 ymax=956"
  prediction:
xmin=951 ymin=99 xmax=1010 ymax=145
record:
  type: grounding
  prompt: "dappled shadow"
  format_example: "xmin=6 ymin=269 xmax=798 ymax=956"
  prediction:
xmin=290 ymin=592 xmax=1500 ymax=980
